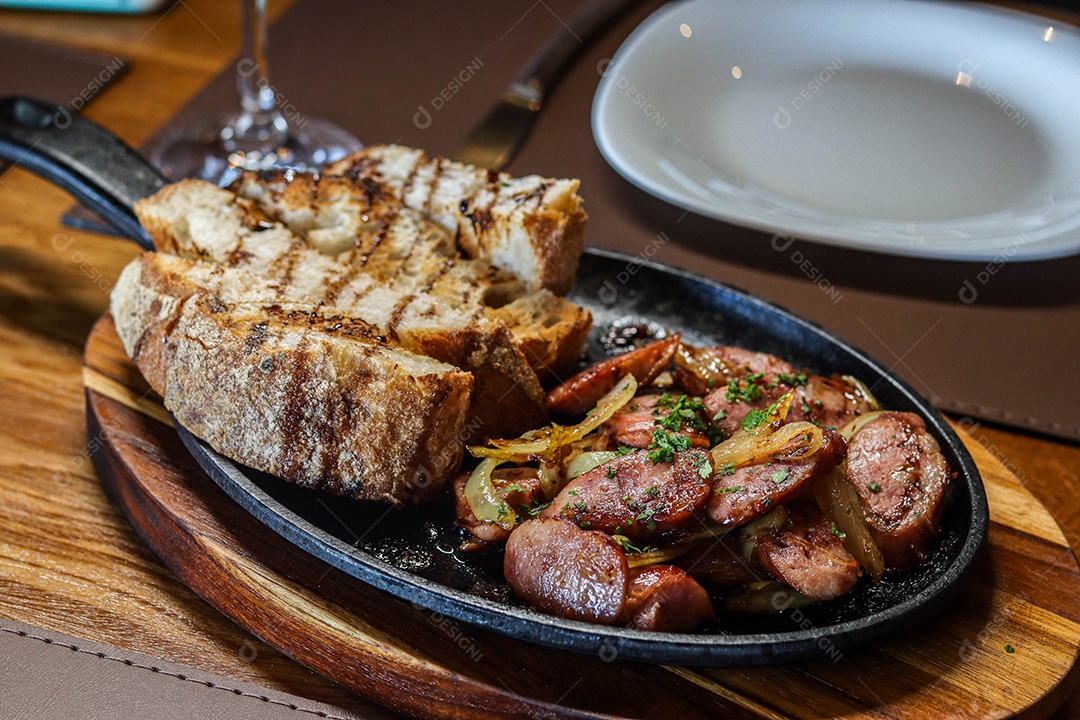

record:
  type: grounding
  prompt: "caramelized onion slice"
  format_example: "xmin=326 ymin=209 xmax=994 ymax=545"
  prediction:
xmin=625 ymin=541 xmax=697 ymax=569
xmin=838 ymin=410 xmax=889 ymax=442
xmin=675 ymin=342 xmax=733 ymax=389
xmin=842 ymin=375 xmax=881 ymax=412
xmin=565 ymin=451 xmax=620 ymax=480
xmin=813 ymin=467 xmax=884 ymax=582
xmin=711 ymin=421 xmax=823 ymax=470
xmin=470 ymin=375 xmax=638 ymax=463
xmin=463 ymin=458 xmax=514 ymax=529
xmin=739 ymin=505 xmax=789 ymax=561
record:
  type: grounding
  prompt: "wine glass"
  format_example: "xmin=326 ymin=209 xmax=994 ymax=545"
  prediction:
xmin=147 ymin=0 xmax=361 ymax=183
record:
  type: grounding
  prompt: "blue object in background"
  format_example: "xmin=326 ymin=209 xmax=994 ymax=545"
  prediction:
xmin=0 ymin=0 xmax=168 ymax=12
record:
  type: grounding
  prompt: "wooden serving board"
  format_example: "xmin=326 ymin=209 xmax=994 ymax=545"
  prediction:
xmin=84 ymin=314 xmax=1080 ymax=720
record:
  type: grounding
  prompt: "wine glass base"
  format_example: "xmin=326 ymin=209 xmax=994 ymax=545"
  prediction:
xmin=146 ymin=114 xmax=363 ymax=184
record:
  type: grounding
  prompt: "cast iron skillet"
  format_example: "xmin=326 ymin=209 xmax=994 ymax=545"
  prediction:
xmin=0 ymin=95 xmax=989 ymax=666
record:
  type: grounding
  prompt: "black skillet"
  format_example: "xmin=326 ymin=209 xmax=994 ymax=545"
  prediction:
xmin=0 ymin=95 xmax=988 ymax=666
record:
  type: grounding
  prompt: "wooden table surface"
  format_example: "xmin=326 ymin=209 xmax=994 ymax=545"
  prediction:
xmin=0 ymin=2 xmax=1078 ymax=718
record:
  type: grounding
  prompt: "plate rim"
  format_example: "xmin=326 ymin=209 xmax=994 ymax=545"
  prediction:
xmin=591 ymin=0 xmax=1080 ymax=262
xmin=177 ymin=247 xmax=989 ymax=666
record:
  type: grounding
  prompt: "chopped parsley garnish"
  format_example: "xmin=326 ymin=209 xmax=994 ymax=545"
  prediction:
xmin=868 ymin=482 xmax=882 ymax=493
xmin=1005 ymin=644 xmax=1015 ymax=654
xmin=777 ymin=371 xmax=809 ymax=387
xmin=717 ymin=461 xmax=736 ymax=476
xmin=501 ymin=484 xmax=527 ymax=495
xmin=725 ymin=373 xmax=766 ymax=404
xmin=693 ymin=452 xmax=712 ymax=480
xmin=645 ymin=485 xmax=661 ymax=498
xmin=741 ymin=408 xmax=769 ymax=431
xmin=517 ymin=500 xmax=552 ymax=518
xmin=831 ymin=525 xmax=847 ymax=539
xmin=646 ymin=428 xmax=691 ymax=464
xmin=716 ymin=485 xmax=744 ymax=494
xmin=740 ymin=397 xmax=785 ymax=432
xmin=612 ymin=534 xmax=651 ymax=554
xmin=616 ymin=446 xmax=635 ymax=456
xmin=706 ymin=426 xmax=726 ymax=447
xmin=573 ymin=501 xmax=588 ymax=512
xmin=567 ymin=489 xmax=578 ymax=496
xmin=653 ymin=393 xmax=708 ymax=432
xmin=606 ymin=467 xmax=617 ymax=479
xmin=712 ymin=409 xmax=726 ymax=421
xmin=763 ymin=497 xmax=772 ymax=507
xmin=635 ymin=505 xmax=663 ymax=531
xmin=770 ymin=468 xmax=790 ymax=484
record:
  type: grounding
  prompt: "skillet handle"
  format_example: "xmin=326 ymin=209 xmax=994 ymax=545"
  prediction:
xmin=0 ymin=96 xmax=166 ymax=248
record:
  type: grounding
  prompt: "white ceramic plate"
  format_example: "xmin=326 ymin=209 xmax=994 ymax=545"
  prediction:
xmin=592 ymin=0 xmax=1080 ymax=261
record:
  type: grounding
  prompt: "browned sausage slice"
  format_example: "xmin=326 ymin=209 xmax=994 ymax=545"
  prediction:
xmin=504 ymin=518 xmax=629 ymax=624
xmin=604 ymin=393 xmax=712 ymax=449
xmin=543 ymin=448 xmax=714 ymax=541
xmin=619 ymin=565 xmax=715 ymax=632
xmin=547 ymin=335 xmax=680 ymax=417
xmin=846 ymin=412 xmax=950 ymax=570
xmin=699 ymin=347 xmax=802 ymax=438
xmin=754 ymin=502 xmax=860 ymax=601
xmin=786 ymin=374 xmax=874 ymax=430
xmin=706 ymin=429 xmax=845 ymax=529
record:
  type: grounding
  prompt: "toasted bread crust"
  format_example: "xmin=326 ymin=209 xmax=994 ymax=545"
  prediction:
xmin=111 ymin=253 xmax=471 ymax=503
xmin=325 ymin=145 xmax=587 ymax=296
xmin=228 ymin=168 xmax=591 ymax=379
xmin=134 ymin=180 xmax=553 ymax=437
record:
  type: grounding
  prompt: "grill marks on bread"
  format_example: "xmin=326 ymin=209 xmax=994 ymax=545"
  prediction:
xmin=325 ymin=145 xmax=587 ymax=296
xmin=229 ymin=169 xmax=590 ymax=379
xmin=111 ymin=254 xmax=472 ymax=503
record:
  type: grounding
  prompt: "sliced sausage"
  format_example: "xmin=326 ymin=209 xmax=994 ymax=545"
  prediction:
xmin=543 ymin=448 xmax=714 ymax=541
xmin=603 ymin=393 xmax=712 ymax=449
xmin=705 ymin=346 xmax=799 ymax=379
xmin=845 ymin=412 xmax=950 ymax=570
xmin=619 ymin=565 xmax=715 ymax=632
xmin=786 ymin=375 xmax=875 ymax=430
xmin=706 ymin=429 xmax=845 ymax=529
xmin=455 ymin=467 xmax=544 ymax=546
xmin=504 ymin=518 xmax=629 ymax=624
xmin=547 ymin=335 xmax=680 ymax=417
xmin=754 ymin=502 xmax=860 ymax=601
xmin=676 ymin=535 xmax=760 ymax=588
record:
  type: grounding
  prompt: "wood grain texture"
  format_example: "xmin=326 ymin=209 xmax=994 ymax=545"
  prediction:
xmin=1 ymin=1 xmax=1079 ymax=718
xmin=85 ymin=313 xmax=1080 ymax=720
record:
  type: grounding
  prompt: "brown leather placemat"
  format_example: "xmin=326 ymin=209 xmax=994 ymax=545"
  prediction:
xmin=0 ymin=617 xmax=388 ymax=720
xmin=68 ymin=0 xmax=1080 ymax=442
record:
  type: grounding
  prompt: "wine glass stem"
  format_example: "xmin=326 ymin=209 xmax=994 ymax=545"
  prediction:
xmin=232 ymin=0 xmax=287 ymax=150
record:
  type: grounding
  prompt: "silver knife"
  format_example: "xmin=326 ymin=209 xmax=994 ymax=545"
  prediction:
xmin=450 ymin=0 xmax=645 ymax=171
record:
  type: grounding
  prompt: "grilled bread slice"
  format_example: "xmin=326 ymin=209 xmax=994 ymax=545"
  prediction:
xmin=324 ymin=144 xmax=586 ymax=296
xmin=227 ymin=169 xmax=591 ymax=378
xmin=111 ymin=252 xmax=472 ymax=503
xmin=133 ymin=185 xmax=549 ymax=440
